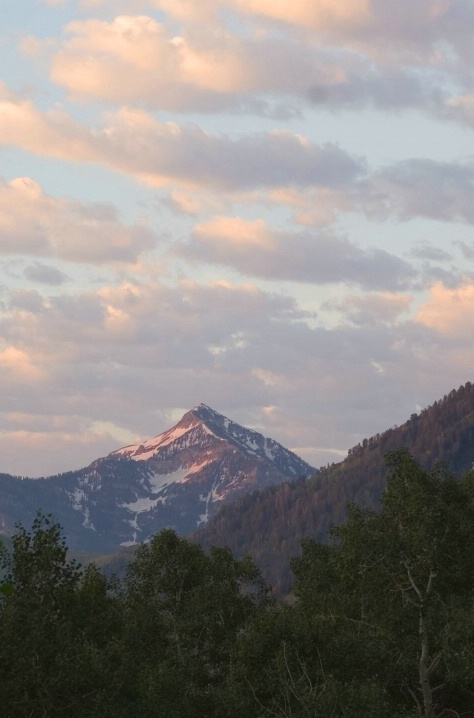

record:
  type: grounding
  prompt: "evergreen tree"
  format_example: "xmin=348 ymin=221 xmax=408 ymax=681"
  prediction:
xmin=292 ymin=450 xmax=474 ymax=717
xmin=0 ymin=513 xmax=123 ymax=717
xmin=122 ymin=528 xmax=268 ymax=718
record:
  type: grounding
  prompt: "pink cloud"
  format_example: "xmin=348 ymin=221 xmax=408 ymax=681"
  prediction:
xmin=0 ymin=176 xmax=156 ymax=263
xmin=417 ymin=283 xmax=474 ymax=338
xmin=47 ymin=14 xmax=341 ymax=111
xmin=0 ymin=91 xmax=364 ymax=190
xmin=186 ymin=216 xmax=415 ymax=289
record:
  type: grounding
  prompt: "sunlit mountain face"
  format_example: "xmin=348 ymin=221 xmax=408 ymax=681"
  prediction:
xmin=0 ymin=405 xmax=314 ymax=552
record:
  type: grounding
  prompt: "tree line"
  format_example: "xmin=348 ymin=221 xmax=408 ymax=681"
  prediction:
xmin=1 ymin=449 xmax=474 ymax=717
xmin=197 ymin=381 xmax=474 ymax=594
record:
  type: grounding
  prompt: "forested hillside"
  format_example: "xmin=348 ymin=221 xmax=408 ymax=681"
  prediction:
xmin=196 ymin=382 xmax=474 ymax=593
xmin=2 ymin=451 xmax=474 ymax=717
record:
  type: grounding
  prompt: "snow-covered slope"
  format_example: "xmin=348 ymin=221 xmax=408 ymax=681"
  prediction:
xmin=112 ymin=404 xmax=310 ymax=477
xmin=0 ymin=405 xmax=315 ymax=552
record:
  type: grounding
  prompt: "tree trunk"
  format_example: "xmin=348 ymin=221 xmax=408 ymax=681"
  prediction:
xmin=419 ymin=611 xmax=435 ymax=718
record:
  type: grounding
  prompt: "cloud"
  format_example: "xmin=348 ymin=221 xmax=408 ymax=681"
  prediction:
xmin=273 ymin=154 xmax=474 ymax=241
xmin=0 ymin=176 xmax=156 ymax=263
xmin=416 ymin=282 xmax=474 ymax=339
xmin=164 ymin=189 xmax=226 ymax=217
xmin=41 ymin=2 xmax=474 ymax=127
xmin=24 ymin=262 xmax=70 ymax=285
xmin=266 ymin=157 xmax=474 ymax=229
xmin=40 ymin=1 xmax=474 ymax=118
xmin=6 ymin=0 xmax=474 ymax=480
xmin=0 ymin=346 xmax=46 ymax=384
xmin=48 ymin=15 xmax=341 ymax=112
xmin=1 ymin=274 xmax=473 ymax=477
xmin=332 ymin=292 xmax=413 ymax=326
xmin=234 ymin=0 xmax=371 ymax=32
xmin=114 ymin=0 xmax=474 ymax=67
xmin=456 ymin=241 xmax=474 ymax=260
xmin=0 ymin=426 xmax=121 ymax=479
xmin=232 ymin=0 xmax=474 ymax=62
xmin=307 ymin=65 xmax=447 ymax=113
xmin=0 ymin=280 xmax=304 ymax=369
xmin=0 ymin=277 xmax=312 ymax=473
xmin=410 ymin=242 xmax=453 ymax=262
xmin=185 ymin=216 xmax=416 ymax=289
xmin=45 ymin=148 xmax=473 ymax=246
xmin=0 ymin=90 xmax=365 ymax=190
xmin=359 ymin=159 xmax=474 ymax=224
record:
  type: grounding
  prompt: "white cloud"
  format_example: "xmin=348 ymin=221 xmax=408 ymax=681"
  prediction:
xmin=0 ymin=426 xmax=120 ymax=479
xmin=87 ymin=0 xmax=474 ymax=67
xmin=49 ymin=15 xmax=336 ymax=111
xmin=4 ymin=0 xmax=474 ymax=479
xmin=231 ymin=0 xmax=474 ymax=65
xmin=28 ymin=4 xmax=474 ymax=123
xmin=185 ymin=216 xmax=416 ymax=289
xmin=1 ymin=273 xmax=473 ymax=476
xmin=416 ymin=282 xmax=474 ymax=338
xmin=0 ymin=176 xmax=156 ymax=263
xmin=0 ymin=91 xmax=365 ymax=190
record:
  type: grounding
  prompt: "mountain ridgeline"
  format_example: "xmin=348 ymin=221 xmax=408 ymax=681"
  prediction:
xmin=0 ymin=404 xmax=314 ymax=553
xmin=2 ymin=385 xmax=474 ymax=594
xmin=195 ymin=382 xmax=474 ymax=593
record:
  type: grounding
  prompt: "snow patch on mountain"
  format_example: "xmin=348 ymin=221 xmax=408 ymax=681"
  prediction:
xmin=198 ymin=474 xmax=223 ymax=526
xmin=0 ymin=403 xmax=315 ymax=553
xmin=264 ymin=440 xmax=275 ymax=460
xmin=122 ymin=496 xmax=163 ymax=514
xmin=111 ymin=415 xmax=225 ymax=462
xmin=147 ymin=468 xmax=187 ymax=491
xmin=69 ymin=487 xmax=96 ymax=530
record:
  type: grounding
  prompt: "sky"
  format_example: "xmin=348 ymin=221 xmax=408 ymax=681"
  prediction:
xmin=2 ymin=0 xmax=474 ymax=477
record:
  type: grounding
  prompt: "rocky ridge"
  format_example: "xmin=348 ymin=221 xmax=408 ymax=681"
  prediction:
xmin=0 ymin=404 xmax=315 ymax=552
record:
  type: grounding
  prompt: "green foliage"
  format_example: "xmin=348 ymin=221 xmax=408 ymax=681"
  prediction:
xmin=0 ymin=513 xmax=123 ymax=717
xmin=1 ymin=454 xmax=474 ymax=718
xmin=292 ymin=449 xmax=474 ymax=717
xmin=121 ymin=529 xmax=268 ymax=718
xmin=221 ymin=602 xmax=398 ymax=718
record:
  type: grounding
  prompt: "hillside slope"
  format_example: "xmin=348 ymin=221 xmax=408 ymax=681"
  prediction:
xmin=195 ymin=382 xmax=474 ymax=593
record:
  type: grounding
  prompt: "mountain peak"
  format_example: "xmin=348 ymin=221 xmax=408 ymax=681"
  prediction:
xmin=111 ymin=405 xmax=238 ymax=461
xmin=0 ymin=403 xmax=315 ymax=552
xmin=190 ymin=403 xmax=241 ymax=431
xmin=193 ymin=402 xmax=214 ymax=412
xmin=179 ymin=403 xmax=248 ymax=438
xmin=187 ymin=403 xmax=221 ymax=422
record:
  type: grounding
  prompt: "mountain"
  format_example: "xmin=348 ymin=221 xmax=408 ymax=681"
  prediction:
xmin=0 ymin=404 xmax=314 ymax=552
xmin=195 ymin=382 xmax=474 ymax=594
